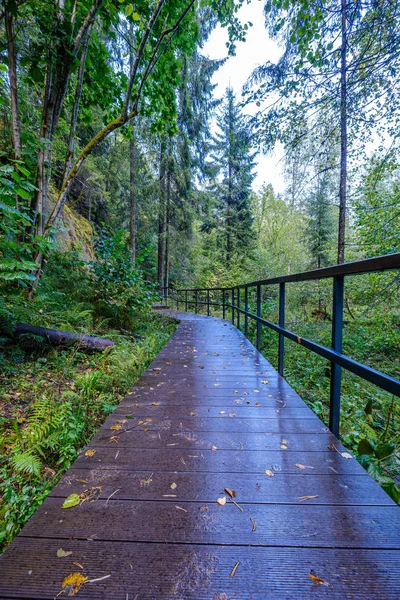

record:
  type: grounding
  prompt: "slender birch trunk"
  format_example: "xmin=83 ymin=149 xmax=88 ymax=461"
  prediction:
xmin=337 ymin=0 xmax=347 ymax=264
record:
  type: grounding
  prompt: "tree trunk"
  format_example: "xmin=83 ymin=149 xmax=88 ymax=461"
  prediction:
xmin=63 ymin=25 xmax=91 ymax=184
xmin=164 ymin=166 xmax=171 ymax=297
xmin=4 ymin=6 xmax=22 ymax=164
xmin=157 ymin=136 xmax=166 ymax=294
xmin=14 ymin=323 xmax=114 ymax=351
xmin=129 ymin=132 xmax=136 ymax=263
xmin=337 ymin=0 xmax=347 ymax=264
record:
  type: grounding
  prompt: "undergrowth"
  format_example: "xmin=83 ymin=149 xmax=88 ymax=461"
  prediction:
xmin=0 ymin=249 xmax=177 ymax=551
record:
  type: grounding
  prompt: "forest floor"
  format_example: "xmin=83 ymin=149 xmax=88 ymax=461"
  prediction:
xmin=0 ymin=291 xmax=177 ymax=551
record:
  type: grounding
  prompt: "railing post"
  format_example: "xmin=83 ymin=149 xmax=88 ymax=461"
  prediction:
xmin=185 ymin=290 xmax=188 ymax=312
xmin=278 ymin=282 xmax=285 ymax=376
xmin=329 ymin=275 xmax=344 ymax=437
xmin=256 ymin=284 xmax=261 ymax=351
xmin=244 ymin=286 xmax=248 ymax=338
xmin=237 ymin=288 xmax=240 ymax=330
xmin=195 ymin=290 xmax=198 ymax=314
xmin=231 ymin=288 xmax=235 ymax=324
xmin=222 ymin=289 xmax=226 ymax=320
xmin=207 ymin=290 xmax=210 ymax=316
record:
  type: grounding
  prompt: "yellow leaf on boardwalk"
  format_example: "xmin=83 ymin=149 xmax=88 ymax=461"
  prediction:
xmin=61 ymin=572 xmax=88 ymax=596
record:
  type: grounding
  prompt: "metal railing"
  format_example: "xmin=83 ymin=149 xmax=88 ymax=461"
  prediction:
xmin=167 ymin=253 xmax=400 ymax=437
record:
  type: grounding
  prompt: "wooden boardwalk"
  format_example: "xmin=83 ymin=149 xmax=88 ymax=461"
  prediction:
xmin=1 ymin=312 xmax=399 ymax=599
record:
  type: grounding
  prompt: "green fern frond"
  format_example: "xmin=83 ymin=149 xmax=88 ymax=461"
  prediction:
xmin=10 ymin=452 xmax=42 ymax=476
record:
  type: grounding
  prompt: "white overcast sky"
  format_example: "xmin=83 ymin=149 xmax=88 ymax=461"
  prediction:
xmin=202 ymin=0 xmax=285 ymax=193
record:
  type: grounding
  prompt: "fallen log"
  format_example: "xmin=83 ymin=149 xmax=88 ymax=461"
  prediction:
xmin=14 ymin=323 xmax=114 ymax=351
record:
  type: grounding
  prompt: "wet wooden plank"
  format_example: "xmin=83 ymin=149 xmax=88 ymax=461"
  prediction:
xmin=71 ymin=446 xmax=365 ymax=475
xmin=1 ymin=539 xmax=399 ymax=600
xmin=97 ymin=415 xmax=329 ymax=433
xmin=51 ymin=470 xmax=394 ymax=506
xmin=18 ymin=498 xmax=400 ymax=548
xmin=88 ymin=429 xmax=342 ymax=451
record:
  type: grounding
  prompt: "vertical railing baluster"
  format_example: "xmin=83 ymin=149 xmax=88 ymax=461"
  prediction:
xmin=329 ymin=275 xmax=344 ymax=437
xmin=195 ymin=290 xmax=198 ymax=314
xmin=278 ymin=282 xmax=285 ymax=376
xmin=222 ymin=289 xmax=226 ymax=320
xmin=207 ymin=290 xmax=210 ymax=316
xmin=256 ymin=284 xmax=261 ymax=351
xmin=244 ymin=286 xmax=248 ymax=338
xmin=231 ymin=288 xmax=234 ymax=324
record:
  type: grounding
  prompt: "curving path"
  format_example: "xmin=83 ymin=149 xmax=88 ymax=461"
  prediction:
xmin=0 ymin=311 xmax=399 ymax=599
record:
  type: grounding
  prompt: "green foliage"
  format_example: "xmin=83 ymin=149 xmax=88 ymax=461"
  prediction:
xmin=0 ymin=163 xmax=44 ymax=286
xmin=90 ymin=229 xmax=157 ymax=327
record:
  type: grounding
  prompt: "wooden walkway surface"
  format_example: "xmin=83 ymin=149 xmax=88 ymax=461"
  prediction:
xmin=0 ymin=311 xmax=399 ymax=599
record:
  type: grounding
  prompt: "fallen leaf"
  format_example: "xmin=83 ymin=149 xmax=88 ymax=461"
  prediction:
xmin=110 ymin=423 xmax=122 ymax=431
xmin=57 ymin=548 xmax=73 ymax=558
xmin=281 ymin=439 xmax=289 ymax=444
xmin=224 ymin=487 xmax=236 ymax=498
xmin=295 ymin=463 xmax=314 ymax=470
xmin=220 ymin=410 xmax=225 ymax=414
xmin=217 ymin=496 xmax=226 ymax=506
xmin=72 ymin=562 xmax=84 ymax=570
xmin=151 ymin=402 xmax=160 ymax=406
xmin=261 ymin=380 xmax=269 ymax=384
xmin=84 ymin=450 xmax=96 ymax=457
xmin=280 ymin=445 xmax=287 ymax=450
xmin=145 ymin=417 xmax=152 ymax=422
xmin=230 ymin=561 xmax=240 ymax=578
xmin=190 ymin=412 xmax=197 ymax=417
xmin=298 ymin=495 xmax=318 ymax=502
xmin=61 ymin=572 xmax=88 ymax=596
xmin=309 ymin=570 xmax=330 ymax=586
xmin=62 ymin=494 xmax=81 ymax=509
xmin=175 ymin=505 xmax=187 ymax=512
xmin=228 ymin=413 xmax=236 ymax=418
xmin=211 ymin=445 xmax=217 ymax=451
xmin=265 ymin=470 xmax=274 ymax=477
xmin=250 ymin=517 xmax=257 ymax=532
xmin=170 ymin=482 xmax=177 ymax=490
xmin=253 ymin=389 xmax=260 ymax=393
xmin=341 ymin=452 xmax=353 ymax=459
xmin=137 ymin=420 xmax=145 ymax=425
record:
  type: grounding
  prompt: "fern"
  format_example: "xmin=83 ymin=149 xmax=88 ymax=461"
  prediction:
xmin=10 ymin=453 xmax=42 ymax=476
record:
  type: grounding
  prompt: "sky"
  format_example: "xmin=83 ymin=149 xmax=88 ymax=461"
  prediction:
xmin=202 ymin=0 xmax=285 ymax=193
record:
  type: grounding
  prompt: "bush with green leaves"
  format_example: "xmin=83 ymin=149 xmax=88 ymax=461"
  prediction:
xmin=0 ymin=162 xmax=52 ymax=287
xmin=90 ymin=229 xmax=157 ymax=327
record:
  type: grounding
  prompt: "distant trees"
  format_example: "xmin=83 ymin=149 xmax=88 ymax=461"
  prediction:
xmin=203 ymin=87 xmax=256 ymax=267
xmin=246 ymin=0 xmax=400 ymax=264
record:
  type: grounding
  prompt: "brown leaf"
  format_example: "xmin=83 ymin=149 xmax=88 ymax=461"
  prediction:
xmin=84 ymin=450 xmax=96 ymax=457
xmin=295 ymin=463 xmax=314 ymax=470
xmin=224 ymin=487 xmax=236 ymax=499
xmin=280 ymin=444 xmax=287 ymax=450
xmin=151 ymin=402 xmax=160 ymax=406
xmin=190 ymin=412 xmax=197 ymax=417
xmin=211 ymin=445 xmax=217 ymax=451
xmin=230 ymin=561 xmax=240 ymax=578
xmin=110 ymin=423 xmax=122 ymax=431
xmin=61 ymin=573 xmax=88 ymax=597
xmin=265 ymin=469 xmax=274 ymax=477
xmin=298 ymin=495 xmax=318 ymax=502
xmin=309 ymin=571 xmax=330 ymax=586
xmin=250 ymin=517 xmax=257 ymax=532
